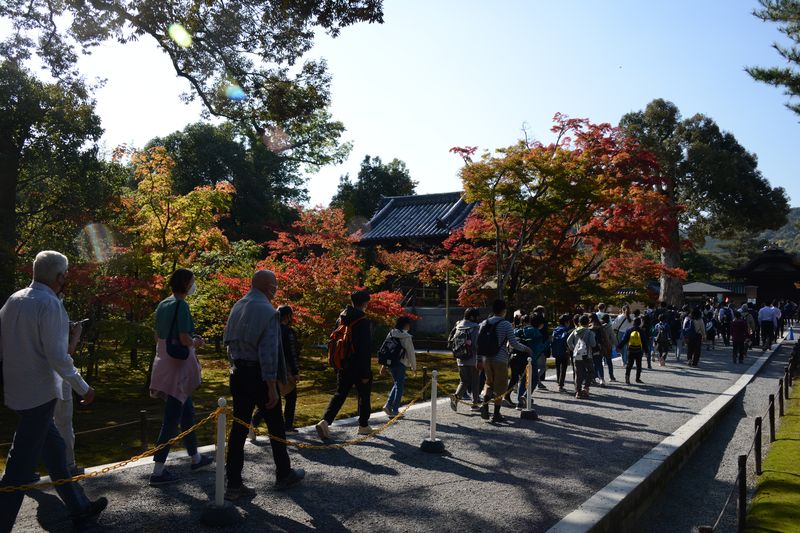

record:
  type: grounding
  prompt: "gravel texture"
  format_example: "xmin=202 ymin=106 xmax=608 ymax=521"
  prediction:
xmin=9 ymin=342 xmax=789 ymax=532
xmin=633 ymin=340 xmax=795 ymax=533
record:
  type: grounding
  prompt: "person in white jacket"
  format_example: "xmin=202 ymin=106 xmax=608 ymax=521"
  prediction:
xmin=381 ymin=316 xmax=417 ymax=417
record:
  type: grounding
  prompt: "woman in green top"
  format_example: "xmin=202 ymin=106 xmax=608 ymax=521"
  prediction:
xmin=148 ymin=268 xmax=212 ymax=486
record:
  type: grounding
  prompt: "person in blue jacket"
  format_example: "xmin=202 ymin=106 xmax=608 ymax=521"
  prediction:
xmin=515 ymin=314 xmax=549 ymax=406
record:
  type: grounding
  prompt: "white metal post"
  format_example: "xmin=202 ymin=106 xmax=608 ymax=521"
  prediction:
xmin=215 ymin=397 xmax=227 ymax=508
xmin=430 ymin=370 xmax=438 ymax=441
xmin=527 ymin=357 xmax=533 ymax=411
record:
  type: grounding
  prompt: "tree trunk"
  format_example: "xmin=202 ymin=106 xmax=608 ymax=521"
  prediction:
xmin=0 ymin=143 xmax=19 ymax=307
xmin=660 ymin=223 xmax=683 ymax=307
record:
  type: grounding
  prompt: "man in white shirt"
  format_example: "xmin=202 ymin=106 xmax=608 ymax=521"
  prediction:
xmin=0 ymin=251 xmax=107 ymax=530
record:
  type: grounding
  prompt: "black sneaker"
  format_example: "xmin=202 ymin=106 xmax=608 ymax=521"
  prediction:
xmin=149 ymin=469 xmax=178 ymax=487
xmin=537 ymin=383 xmax=548 ymax=391
xmin=635 ymin=378 xmax=644 ymax=383
xmin=70 ymin=497 xmax=108 ymax=525
xmin=224 ymin=483 xmax=257 ymax=501
xmin=275 ymin=468 xmax=305 ymax=491
xmin=479 ymin=403 xmax=490 ymax=420
xmin=490 ymin=414 xmax=505 ymax=424
xmin=190 ymin=454 xmax=214 ymax=471
xmin=285 ymin=426 xmax=299 ymax=433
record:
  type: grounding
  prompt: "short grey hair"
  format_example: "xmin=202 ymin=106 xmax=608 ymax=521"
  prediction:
xmin=33 ymin=251 xmax=69 ymax=284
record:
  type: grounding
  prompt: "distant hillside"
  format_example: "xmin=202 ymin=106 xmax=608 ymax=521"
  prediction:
xmin=760 ymin=207 xmax=800 ymax=253
xmin=700 ymin=207 xmax=800 ymax=255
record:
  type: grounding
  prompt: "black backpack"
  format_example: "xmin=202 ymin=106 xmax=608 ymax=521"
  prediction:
xmin=377 ymin=334 xmax=405 ymax=367
xmin=448 ymin=325 xmax=476 ymax=360
xmin=476 ymin=319 xmax=500 ymax=357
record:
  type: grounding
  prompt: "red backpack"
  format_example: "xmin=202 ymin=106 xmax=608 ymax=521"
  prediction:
xmin=327 ymin=316 xmax=365 ymax=370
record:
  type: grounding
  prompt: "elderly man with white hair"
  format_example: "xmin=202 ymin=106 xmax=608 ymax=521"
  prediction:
xmin=223 ymin=270 xmax=304 ymax=501
xmin=0 ymin=251 xmax=107 ymax=530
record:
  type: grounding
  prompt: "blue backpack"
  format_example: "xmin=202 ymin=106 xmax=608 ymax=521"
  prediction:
xmin=551 ymin=326 xmax=569 ymax=358
xmin=682 ymin=318 xmax=699 ymax=341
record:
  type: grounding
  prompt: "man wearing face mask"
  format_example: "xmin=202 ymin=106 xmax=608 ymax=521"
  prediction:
xmin=0 ymin=251 xmax=106 ymax=530
xmin=223 ymin=270 xmax=304 ymax=501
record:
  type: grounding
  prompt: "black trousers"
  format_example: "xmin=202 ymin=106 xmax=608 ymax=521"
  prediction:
xmin=688 ymin=336 xmax=702 ymax=365
xmin=322 ymin=367 xmax=372 ymax=427
xmin=555 ymin=356 xmax=570 ymax=387
xmin=253 ymin=385 xmax=297 ymax=429
xmin=760 ymin=321 xmax=775 ymax=348
xmin=226 ymin=364 xmax=291 ymax=487
xmin=720 ymin=322 xmax=731 ymax=345
xmin=506 ymin=355 xmax=527 ymax=399
xmin=625 ymin=351 xmax=643 ymax=381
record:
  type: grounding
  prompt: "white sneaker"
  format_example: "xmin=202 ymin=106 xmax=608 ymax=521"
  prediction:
xmin=248 ymin=428 xmax=257 ymax=443
xmin=315 ymin=420 xmax=330 ymax=440
xmin=357 ymin=425 xmax=374 ymax=435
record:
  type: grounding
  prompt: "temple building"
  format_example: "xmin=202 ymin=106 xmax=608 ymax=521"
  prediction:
xmin=731 ymin=245 xmax=800 ymax=303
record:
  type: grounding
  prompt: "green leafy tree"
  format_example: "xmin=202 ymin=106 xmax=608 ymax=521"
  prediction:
xmin=330 ymin=155 xmax=417 ymax=220
xmin=0 ymin=60 xmax=105 ymax=305
xmin=1 ymin=0 xmax=379 ymax=165
xmin=619 ymin=99 xmax=789 ymax=306
xmin=146 ymin=121 xmax=308 ymax=242
xmin=748 ymin=0 xmax=800 ymax=115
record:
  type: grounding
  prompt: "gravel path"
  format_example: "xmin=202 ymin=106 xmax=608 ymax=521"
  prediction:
xmin=10 ymin=342 xmax=787 ymax=533
xmin=633 ymin=340 xmax=795 ymax=533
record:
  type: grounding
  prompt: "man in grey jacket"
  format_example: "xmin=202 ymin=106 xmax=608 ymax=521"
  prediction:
xmin=223 ymin=270 xmax=304 ymax=501
xmin=479 ymin=300 xmax=532 ymax=424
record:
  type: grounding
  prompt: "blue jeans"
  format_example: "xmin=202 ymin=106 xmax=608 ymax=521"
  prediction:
xmin=0 ymin=399 xmax=90 ymax=530
xmin=386 ymin=363 xmax=406 ymax=412
xmin=153 ymin=395 xmax=198 ymax=464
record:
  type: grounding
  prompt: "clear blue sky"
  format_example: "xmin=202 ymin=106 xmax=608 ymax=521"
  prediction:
xmin=5 ymin=0 xmax=797 ymax=207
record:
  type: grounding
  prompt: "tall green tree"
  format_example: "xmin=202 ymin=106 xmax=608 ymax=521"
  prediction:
xmin=747 ymin=0 xmax=800 ymax=115
xmin=330 ymin=155 xmax=417 ymax=220
xmin=619 ymin=99 xmax=790 ymax=306
xmin=147 ymin=121 xmax=309 ymax=242
xmin=0 ymin=61 xmax=106 ymax=305
xmin=0 ymin=0 xmax=381 ymax=163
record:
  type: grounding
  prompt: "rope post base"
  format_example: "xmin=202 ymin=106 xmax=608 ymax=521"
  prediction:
xmin=201 ymin=398 xmax=240 ymax=527
xmin=520 ymin=356 xmax=538 ymax=421
xmin=420 ymin=370 xmax=445 ymax=454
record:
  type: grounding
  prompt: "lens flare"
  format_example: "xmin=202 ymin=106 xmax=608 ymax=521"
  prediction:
xmin=260 ymin=126 xmax=291 ymax=153
xmin=224 ymin=83 xmax=246 ymax=101
xmin=168 ymin=23 xmax=193 ymax=48
xmin=76 ymin=223 xmax=115 ymax=263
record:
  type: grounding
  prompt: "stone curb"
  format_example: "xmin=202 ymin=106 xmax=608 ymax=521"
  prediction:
xmin=546 ymin=336 xmax=790 ymax=533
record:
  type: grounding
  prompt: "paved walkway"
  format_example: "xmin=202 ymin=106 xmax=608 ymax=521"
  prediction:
xmin=11 ymin=342 xmax=786 ymax=532
xmin=633 ymin=340 xmax=795 ymax=532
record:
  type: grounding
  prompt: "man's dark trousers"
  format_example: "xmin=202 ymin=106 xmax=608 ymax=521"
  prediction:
xmin=226 ymin=363 xmax=291 ymax=488
xmin=322 ymin=367 xmax=372 ymax=427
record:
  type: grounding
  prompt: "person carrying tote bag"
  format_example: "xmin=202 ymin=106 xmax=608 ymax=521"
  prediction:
xmin=148 ymin=268 xmax=212 ymax=487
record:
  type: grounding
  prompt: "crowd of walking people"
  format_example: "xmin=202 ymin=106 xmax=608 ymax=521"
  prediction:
xmin=0 ymin=249 xmax=797 ymax=530
xmin=444 ymin=297 xmax=797 ymax=422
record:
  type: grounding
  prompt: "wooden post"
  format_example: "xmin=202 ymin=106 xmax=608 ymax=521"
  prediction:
xmin=754 ymin=416 xmax=762 ymax=476
xmin=444 ymin=270 xmax=450 ymax=335
xmin=738 ymin=454 xmax=747 ymax=532
xmin=779 ymin=379 xmax=785 ymax=416
xmin=769 ymin=394 xmax=776 ymax=443
xmin=139 ymin=409 xmax=148 ymax=452
xmin=785 ymin=368 xmax=791 ymax=399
